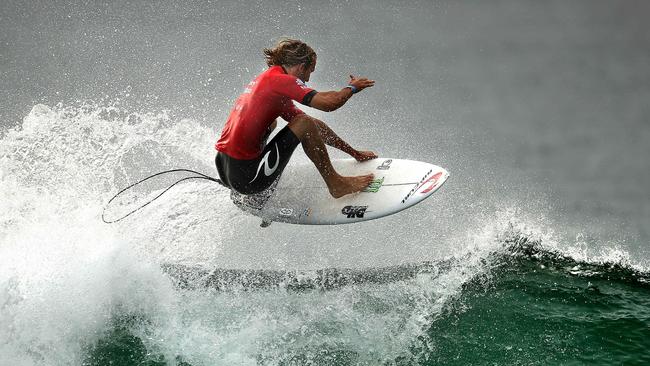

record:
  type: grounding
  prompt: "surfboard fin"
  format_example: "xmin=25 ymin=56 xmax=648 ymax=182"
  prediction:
xmin=260 ymin=219 xmax=272 ymax=228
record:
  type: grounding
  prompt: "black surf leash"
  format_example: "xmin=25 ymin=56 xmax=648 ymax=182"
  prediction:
xmin=102 ymin=169 xmax=226 ymax=224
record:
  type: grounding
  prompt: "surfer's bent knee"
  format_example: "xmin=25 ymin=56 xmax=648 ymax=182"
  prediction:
xmin=288 ymin=114 xmax=317 ymax=138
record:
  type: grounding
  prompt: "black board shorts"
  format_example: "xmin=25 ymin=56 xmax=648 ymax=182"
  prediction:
xmin=215 ymin=125 xmax=301 ymax=195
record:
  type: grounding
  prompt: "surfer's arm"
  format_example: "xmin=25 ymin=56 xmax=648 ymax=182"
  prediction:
xmin=309 ymin=89 xmax=354 ymax=112
xmin=309 ymin=76 xmax=375 ymax=111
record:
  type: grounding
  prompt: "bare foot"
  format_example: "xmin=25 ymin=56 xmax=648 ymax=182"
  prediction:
xmin=328 ymin=174 xmax=375 ymax=198
xmin=352 ymin=150 xmax=378 ymax=162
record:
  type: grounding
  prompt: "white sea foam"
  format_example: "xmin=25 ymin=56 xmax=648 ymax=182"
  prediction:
xmin=0 ymin=103 xmax=213 ymax=364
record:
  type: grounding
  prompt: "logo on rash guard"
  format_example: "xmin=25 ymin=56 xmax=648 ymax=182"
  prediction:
xmin=296 ymin=79 xmax=309 ymax=89
xmin=249 ymin=143 xmax=280 ymax=183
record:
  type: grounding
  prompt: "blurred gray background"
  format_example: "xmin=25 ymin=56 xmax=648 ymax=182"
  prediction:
xmin=2 ymin=0 xmax=648 ymax=243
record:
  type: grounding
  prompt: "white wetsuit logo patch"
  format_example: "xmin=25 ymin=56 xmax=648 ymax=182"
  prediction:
xmin=249 ymin=143 xmax=280 ymax=183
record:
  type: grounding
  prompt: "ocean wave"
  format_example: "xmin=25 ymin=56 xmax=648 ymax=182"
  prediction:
xmin=161 ymin=227 xmax=650 ymax=292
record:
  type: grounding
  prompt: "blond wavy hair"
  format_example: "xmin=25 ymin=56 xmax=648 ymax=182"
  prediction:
xmin=263 ymin=38 xmax=316 ymax=67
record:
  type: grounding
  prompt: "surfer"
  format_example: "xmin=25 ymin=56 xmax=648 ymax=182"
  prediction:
xmin=215 ymin=38 xmax=377 ymax=198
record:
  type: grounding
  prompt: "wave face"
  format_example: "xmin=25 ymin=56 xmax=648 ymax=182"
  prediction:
xmin=158 ymin=235 xmax=650 ymax=366
xmin=1 ymin=103 xmax=649 ymax=365
xmin=428 ymin=235 xmax=650 ymax=365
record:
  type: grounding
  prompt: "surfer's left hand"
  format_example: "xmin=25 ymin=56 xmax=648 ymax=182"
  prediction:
xmin=352 ymin=150 xmax=378 ymax=162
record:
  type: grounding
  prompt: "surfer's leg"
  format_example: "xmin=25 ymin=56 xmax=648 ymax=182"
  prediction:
xmin=246 ymin=126 xmax=302 ymax=193
xmin=220 ymin=127 xmax=302 ymax=195
xmin=287 ymin=114 xmax=374 ymax=198
xmin=310 ymin=117 xmax=378 ymax=161
xmin=215 ymin=153 xmax=233 ymax=189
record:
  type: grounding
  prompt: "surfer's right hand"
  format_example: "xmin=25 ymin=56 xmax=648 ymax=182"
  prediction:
xmin=348 ymin=75 xmax=375 ymax=92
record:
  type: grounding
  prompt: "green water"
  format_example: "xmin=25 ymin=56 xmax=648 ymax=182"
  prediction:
xmin=82 ymin=239 xmax=650 ymax=366
xmin=427 ymin=258 xmax=650 ymax=365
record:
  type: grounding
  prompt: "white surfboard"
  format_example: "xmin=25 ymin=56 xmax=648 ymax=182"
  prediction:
xmin=231 ymin=158 xmax=449 ymax=226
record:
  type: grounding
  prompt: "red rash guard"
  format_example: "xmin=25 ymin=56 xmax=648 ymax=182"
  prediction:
xmin=215 ymin=66 xmax=316 ymax=160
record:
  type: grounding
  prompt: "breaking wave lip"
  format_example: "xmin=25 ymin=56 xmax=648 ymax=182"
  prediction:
xmin=493 ymin=229 xmax=650 ymax=286
xmin=163 ymin=261 xmax=447 ymax=291
xmin=162 ymin=230 xmax=650 ymax=292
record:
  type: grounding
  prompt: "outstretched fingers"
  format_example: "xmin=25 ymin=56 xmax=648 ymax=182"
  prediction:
xmin=348 ymin=75 xmax=375 ymax=91
xmin=353 ymin=150 xmax=378 ymax=162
